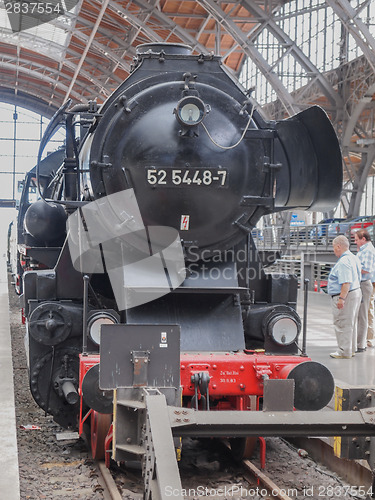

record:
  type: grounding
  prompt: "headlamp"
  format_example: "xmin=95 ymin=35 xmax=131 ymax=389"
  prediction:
xmin=88 ymin=312 xmax=118 ymax=345
xmin=267 ymin=314 xmax=299 ymax=346
xmin=175 ymin=96 xmax=206 ymax=126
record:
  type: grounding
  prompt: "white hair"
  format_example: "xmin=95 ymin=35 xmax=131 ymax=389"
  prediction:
xmin=333 ymin=235 xmax=349 ymax=249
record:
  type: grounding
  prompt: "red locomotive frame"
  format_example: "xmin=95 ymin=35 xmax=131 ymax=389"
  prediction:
xmin=78 ymin=351 xmax=311 ymax=465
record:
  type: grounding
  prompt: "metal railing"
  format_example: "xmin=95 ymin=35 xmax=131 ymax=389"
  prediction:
xmin=252 ymin=218 xmax=375 ymax=252
xmin=265 ymin=257 xmax=333 ymax=292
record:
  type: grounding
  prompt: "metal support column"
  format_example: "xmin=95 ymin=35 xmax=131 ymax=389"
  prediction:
xmin=144 ymin=392 xmax=184 ymax=500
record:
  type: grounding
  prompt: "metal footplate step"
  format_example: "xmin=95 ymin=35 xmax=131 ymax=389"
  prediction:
xmin=100 ymin=324 xmax=183 ymax=500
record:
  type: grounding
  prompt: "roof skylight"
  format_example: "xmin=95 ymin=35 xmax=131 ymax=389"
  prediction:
xmin=0 ymin=0 xmax=79 ymax=59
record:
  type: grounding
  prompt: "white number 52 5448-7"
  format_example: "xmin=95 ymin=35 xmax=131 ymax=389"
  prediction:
xmin=146 ymin=168 xmax=228 ymax=187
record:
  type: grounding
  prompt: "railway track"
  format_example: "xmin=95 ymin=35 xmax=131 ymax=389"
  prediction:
xmin=102 ymin=436 xmax=360 ymax=499
xmin=96 ymin=461 xmax=124 ymax=500
xmin=222 ymin=439 xmax=298 ymax=500
xmin=96 ymin=438 xmax=285 ymax=500
xmin=242 ymin=458 xmax=297 ymax=500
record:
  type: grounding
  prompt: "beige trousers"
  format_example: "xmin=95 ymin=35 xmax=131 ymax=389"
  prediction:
xmin=332 ymin=288 xmax=362 ymax=357
xmin=368 ymin=283 xmax=375 ymax=342
xmin=357 ymin=280 xmax=373 ymax=350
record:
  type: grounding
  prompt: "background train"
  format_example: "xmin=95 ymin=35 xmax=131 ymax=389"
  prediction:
xmin=12 ymin=43 xmax=342 ymax=461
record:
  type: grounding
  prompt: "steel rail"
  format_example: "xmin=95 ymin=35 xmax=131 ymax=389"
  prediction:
xmin=96 ymin=461 xmax=123 ymax=500
xmin=223 ymin=440 xmax=294 ymax=500
xmin=242 ymin=458 xmax=294 ymax=500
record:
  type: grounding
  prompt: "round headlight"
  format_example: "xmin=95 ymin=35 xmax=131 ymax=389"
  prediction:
xmin=88 ymin=312 xmax=118 ymax=345
xmin=175 ymin=96 xmax=206 ymax=126
xmin=268 ymin=314 xmax=299 ymax=346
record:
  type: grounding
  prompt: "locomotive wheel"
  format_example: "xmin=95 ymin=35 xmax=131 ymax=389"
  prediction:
xmin=91 ymin=411 xmax=112 ymax=460
xmin=30 ymin=347 xmax=80 ymax=429
xmin=229 ymin=437 xmax=257 ymax=461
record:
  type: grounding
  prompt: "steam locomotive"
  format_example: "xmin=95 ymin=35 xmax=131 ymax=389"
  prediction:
xmin=16 ymin=43 xmax=342 ymax=464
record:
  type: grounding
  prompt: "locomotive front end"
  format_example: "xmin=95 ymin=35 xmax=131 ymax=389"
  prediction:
xmin=88 ymin=43 xmax=270 ymax=258
xmin=18 ymin=43 xmax=346 ymax=472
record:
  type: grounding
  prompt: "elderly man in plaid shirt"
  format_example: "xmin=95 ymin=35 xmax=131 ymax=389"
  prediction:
xmin=328 ymin=235 xmax=362 ymax=358
xmin=355 ymin=229 xmax=375 ymax=352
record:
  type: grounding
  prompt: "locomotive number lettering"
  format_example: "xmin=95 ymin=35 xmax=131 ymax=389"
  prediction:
xmin=146 ymin=168 xmax=228 ymax=187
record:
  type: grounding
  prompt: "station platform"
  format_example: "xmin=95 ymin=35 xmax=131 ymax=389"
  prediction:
xmin=0 ymin=249 xmax=20 ymax=500
xmin=297 ymin=290 xmax=375 ymax=387
xmin=295 ymin=290 xmax=375 ymax=487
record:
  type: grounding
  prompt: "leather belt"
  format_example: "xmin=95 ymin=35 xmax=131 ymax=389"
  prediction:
xmin=332 ymin=288 xmax=359 ymax=298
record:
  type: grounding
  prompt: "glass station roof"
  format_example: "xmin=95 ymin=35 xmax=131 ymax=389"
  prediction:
xmin=0 ymin=2 xmax=79 ymax=59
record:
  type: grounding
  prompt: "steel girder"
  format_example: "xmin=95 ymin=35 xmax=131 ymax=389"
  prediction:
xmin=323 ymin=0 xmax=375 ymax=217
xmin=344 ymin=108 xmax=375 ymax=217
xmin=130 ymin=0 xmax=212 ymax=54
xmin=326 ymin=0 xmax=375 ymax=72
xmin=0 ymin=43 xmax=114 ymax=99
xmin=0 ymin=61 xmax=84 ymax=101
xmin=197 ymin=0 xmax=298 ymax=116
xmin=239 ymin=0 xmax=343 ymax=107
xmin=0 ymin=1 xmax=369 ymax=112
xmin=336 ymin=62 xmax=375 ymax=215
xmin=40 ymin=0 xmax=210 ymax=102
xmin=0 ymin=1 xmax=343 ymax=112
xmin=0 ymin=22 xmax=121 ymax=102
xmin=197 ymin=0 xmax=343 ymax=115
xmin=240 ymin=0 xmax=342 ymax=109
xmin=51 ymin=13 xmax=132 ymax=78
xmin=101 ymin=0 xmax=158 ymax=87
xmin=269 ymin=53 xmax=375 ymax=218
xmin=0 ymin=0 xmax=374 ymax=217
xmin=0 ymin=88 xmax=58 ymax=117
xmin=63 ymin=0 xmax=112 ymax=102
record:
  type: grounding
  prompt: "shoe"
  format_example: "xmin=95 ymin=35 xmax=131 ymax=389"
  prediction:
xmin=356 ymin=348 xmax=366 ymax=353
xmin=367 ymin=340 xmax=375 ymax=348
xmin=330 ymin=351 xmax=352 ymax=359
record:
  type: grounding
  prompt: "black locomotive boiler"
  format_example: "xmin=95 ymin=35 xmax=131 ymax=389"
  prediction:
xmin=17 ymin=43 xmax=343 ymax=470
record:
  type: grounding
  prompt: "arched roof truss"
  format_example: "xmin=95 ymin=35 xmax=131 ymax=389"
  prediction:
xmin=0 ymin=0 xmax=374 ymax=216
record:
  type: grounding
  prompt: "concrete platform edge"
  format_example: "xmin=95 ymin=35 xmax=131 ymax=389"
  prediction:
xmin=0 ymin=264 xmax=20 ymax=500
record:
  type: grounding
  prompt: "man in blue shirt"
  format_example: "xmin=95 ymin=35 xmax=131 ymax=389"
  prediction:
xmin=354 ymin=229 xmax=375 ymax=351
xmin=327 ymin=235 xmax=362 ymax=358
